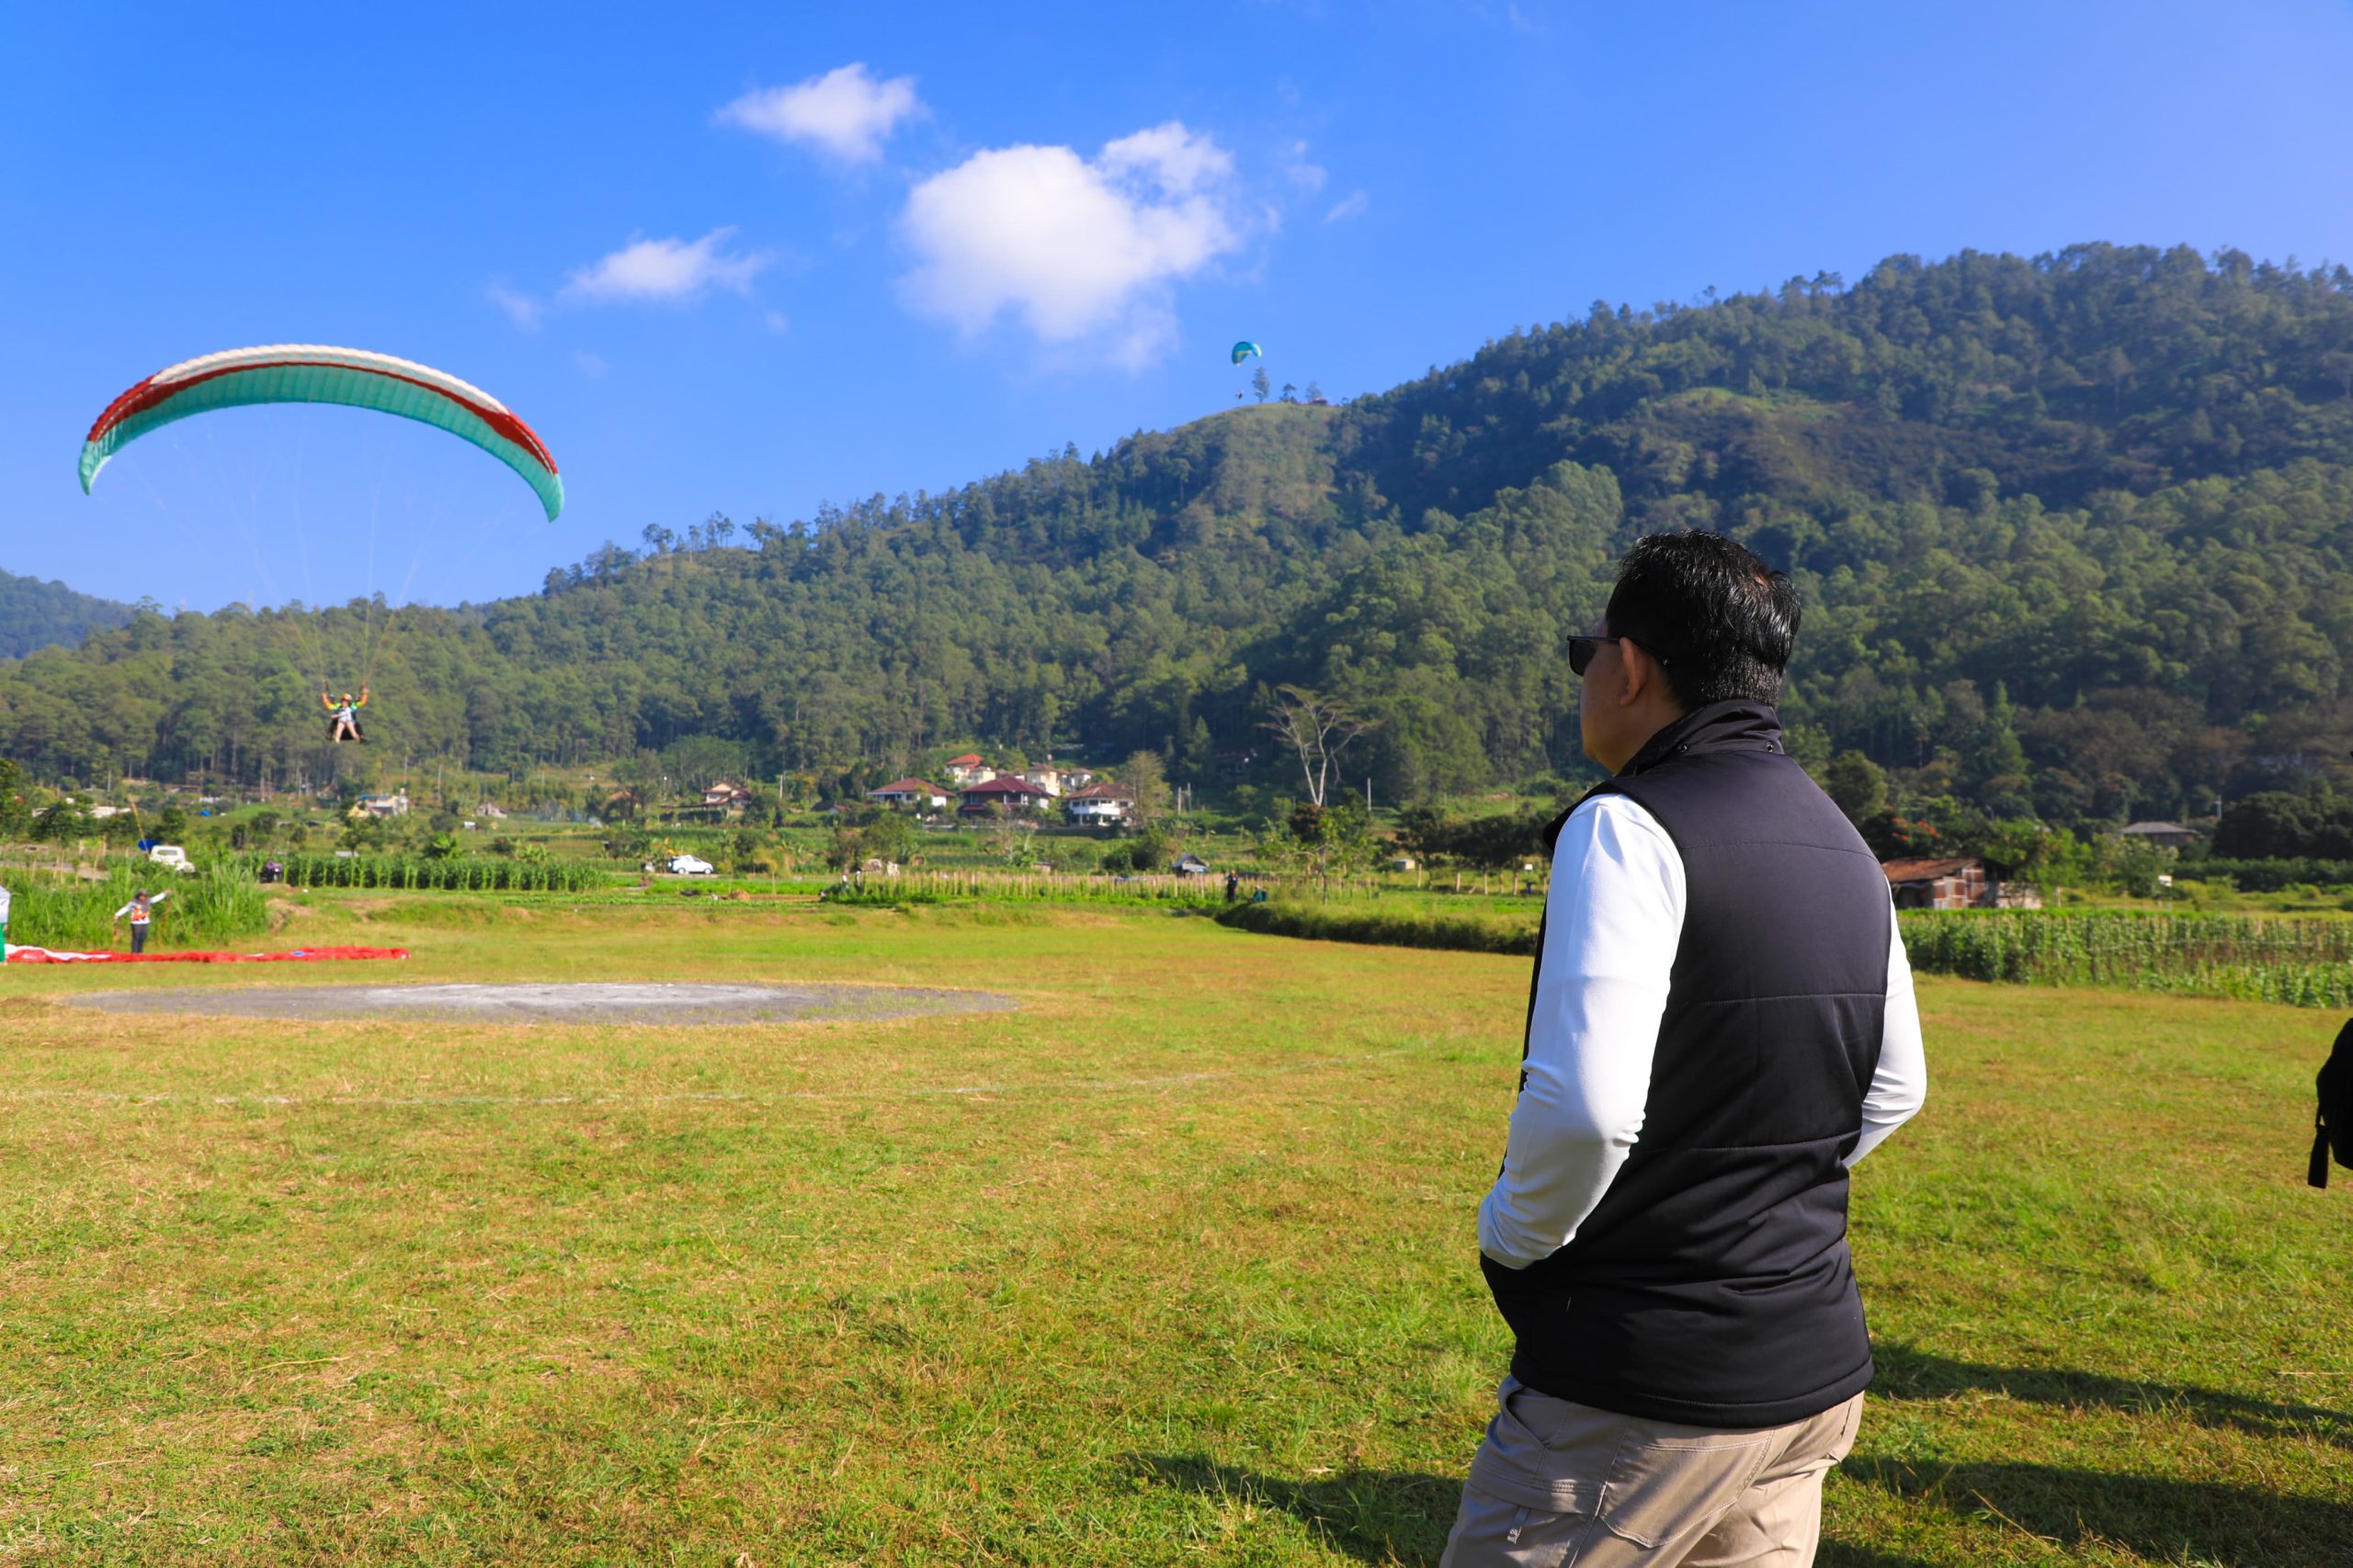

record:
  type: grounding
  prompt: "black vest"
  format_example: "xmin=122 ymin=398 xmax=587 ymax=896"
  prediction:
xmin=1483 ymin=701 xmax=1891 ymax=1428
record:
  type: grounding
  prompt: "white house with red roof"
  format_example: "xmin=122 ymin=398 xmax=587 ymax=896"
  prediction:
xmin=942 ymin=753 xmax=993 ymax=786
xmin=958 ymin=775 xmax=1051 ymax=816
xmin=1063 ymin=781 xmax=1134 ymax=824
xmin=868 ymin=778 xmax=950 ymax=811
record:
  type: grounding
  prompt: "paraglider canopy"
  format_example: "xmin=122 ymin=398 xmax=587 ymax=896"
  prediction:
xmin=80 ymin=345 xmax=563 ymax=520
xmin=1231 ymin=341 xmax=1263 ymax=365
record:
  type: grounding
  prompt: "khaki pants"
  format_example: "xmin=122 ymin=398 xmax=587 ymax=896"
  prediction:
xmin=1438 ymin=1378 xmax=1864 ymax=1567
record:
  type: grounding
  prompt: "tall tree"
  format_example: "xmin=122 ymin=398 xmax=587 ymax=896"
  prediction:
xmin=1263 ymin=686 xmax=1377 ymax=808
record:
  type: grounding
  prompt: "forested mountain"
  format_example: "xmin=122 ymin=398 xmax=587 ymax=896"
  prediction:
xmin=0 ymin=570 xmax=134 ymax=659
xmin=6 ymin=242 xmax=2353 ymax=831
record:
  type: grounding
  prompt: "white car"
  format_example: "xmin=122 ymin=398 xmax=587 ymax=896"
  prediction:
xmin=147 ymin=845 xmax=196 ymax=874
xmin=665 ymin=854 xmax=715 ymax=876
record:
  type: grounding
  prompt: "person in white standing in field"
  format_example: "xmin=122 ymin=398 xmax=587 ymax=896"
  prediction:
xmin=1443 ymin=530 xmax=1927 ymax=1567
xmin=112 ymin=889 xmax=167 ymax=955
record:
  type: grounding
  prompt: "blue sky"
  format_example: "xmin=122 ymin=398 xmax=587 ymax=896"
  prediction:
xmin=8 ymin=0 xmax=2353 ymax=613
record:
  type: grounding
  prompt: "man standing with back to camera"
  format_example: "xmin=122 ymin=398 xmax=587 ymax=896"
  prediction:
xmin=1442 ymin=531 xmax=1928 ymax=1566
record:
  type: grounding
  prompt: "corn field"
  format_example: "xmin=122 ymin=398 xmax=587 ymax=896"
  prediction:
xmin=824 ymin=869 xmax=1230 ymax=907
xmin=244 ymin=854 xmax=613 ymax=893
xmin=4 ymin=869 xmax=269 ymax=952
xmin=1901 ymin=910 xmax=2353 ymax=1008
xmin=1213 ymin=900 xmax=1539 ymax=955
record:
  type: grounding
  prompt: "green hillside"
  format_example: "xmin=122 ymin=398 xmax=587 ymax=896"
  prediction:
xmin=0 ymin=569 xmax=135 ymax=660
xmin=5 ymin=242 xmax=2352 ymax=832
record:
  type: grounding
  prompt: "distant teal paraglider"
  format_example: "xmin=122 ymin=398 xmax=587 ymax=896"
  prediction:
xmin=1231 ymin=341 xmax=1263 ymax=366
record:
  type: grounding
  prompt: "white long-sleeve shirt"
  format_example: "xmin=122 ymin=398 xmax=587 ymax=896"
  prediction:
xmin=1477 ymin=794 xmax=1927 ymax=1270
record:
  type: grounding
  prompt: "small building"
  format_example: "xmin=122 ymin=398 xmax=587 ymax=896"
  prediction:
xmin=1881 ymin=856 xmax=2011 ymax=911
xmin=869 ymin=778 xmax=950 ymax=811
xmin=703 ymin=781 xmax=755 ymax=810
xmin=1063 ymin=781 xmax=1134 ymax=825
xmin=354 ymin=790 xmax=411 ymax=820
xmin=1172 ymin=853 xmax=1212 ymax=877
xmin=2118 ymin=821 xmax=2200 ymax=850
xmin=1215 ymin=748 xmax=1258 ymax=781
xmin=473 ymin=801 xmax=509 ymax=821
xmin=1386 ymin=855 xmax=1420 ymax=873
xmin=959 ymin=776 xmax=1051 ymax=816
xmin=942 ymin=753 xmax=993 ymax=786
xmin=1018 ymin=766 xmax=1069 ymax=798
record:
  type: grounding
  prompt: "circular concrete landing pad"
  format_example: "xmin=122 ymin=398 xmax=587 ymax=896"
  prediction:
xmin=67 ymin=982 xmax=1017 ymax=1027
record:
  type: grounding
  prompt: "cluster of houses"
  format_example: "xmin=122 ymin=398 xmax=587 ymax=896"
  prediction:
xmin=1879 ymin=820 xmax=2202 ymax=910
xmin=863 ymin=755 xmax=1138 ymax=825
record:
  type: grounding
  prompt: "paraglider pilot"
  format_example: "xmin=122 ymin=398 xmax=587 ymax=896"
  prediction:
xmin=323 ymin=687 xmax=369 ymax=744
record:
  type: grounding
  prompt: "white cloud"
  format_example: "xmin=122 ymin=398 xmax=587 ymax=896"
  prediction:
xmin=573 ymin=350 xmax=609 ymax=380
xmin=1282 ymin=140 xmax=1327 ymax=192
xmin=898 ymin=121 xmax=1243 ymax=362
xmin=561 ymin=228 xmax=770 ymax=304
xmin=719 ymin=63 xmax=921 ymax=163
xmin=765 ymin=310 xmax=790 ymax=334
xmin=1324 ymin=189 xmax=1370 ymax=223
xmin=486 ymin=280 xmax=541 ymax=329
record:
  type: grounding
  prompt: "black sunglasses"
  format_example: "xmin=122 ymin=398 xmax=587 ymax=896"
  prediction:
xmin=1567 ymin=635 xmax=1620 ymax=676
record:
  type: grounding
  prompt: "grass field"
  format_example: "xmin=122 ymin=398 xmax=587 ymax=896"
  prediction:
xmin=1 ymin=896 xmax=2347 ymax=1565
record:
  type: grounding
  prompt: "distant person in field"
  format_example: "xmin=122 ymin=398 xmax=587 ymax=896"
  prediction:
xmin=1443 ymin=530 xmax=1927 ymax=1568
xmin=323 ymin=687 xmax=369 ymax=744
xmin=112 ymin=889 xmax=167 ymax=955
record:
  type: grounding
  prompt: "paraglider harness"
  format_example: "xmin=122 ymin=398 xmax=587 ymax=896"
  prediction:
xmin=2312 ymin=1017 xmax=2353 ymax=1187
xmin=324 ymin=688 xmax=369 ymax=744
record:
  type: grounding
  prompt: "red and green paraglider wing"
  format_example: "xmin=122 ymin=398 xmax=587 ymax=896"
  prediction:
xmin=80 ymin=345 xmax=563 ymax=520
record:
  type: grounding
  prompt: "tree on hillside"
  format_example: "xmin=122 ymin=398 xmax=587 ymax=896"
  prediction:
xmin=1251 ymin=366 xmax=1271 ymax=403
xmin=861 ymin=811 xmax=916 ymax=867
xmin=1263 ymin=686 xmax=1377 ymax=809
xmin=1120 ymin=751 xmax=1169 ymax=824
xmin=1818 ymin=751 xmax=1889 ymax=829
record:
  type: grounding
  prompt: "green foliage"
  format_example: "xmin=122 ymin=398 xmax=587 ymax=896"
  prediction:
xmin=257 ymin=853 xmax=609 ymax=892
xmin=0 ymin=568 xmax=134 ymax=658
xmin=1214 ymin=898 xmax=1537 ymax=955
xmin=0 ymin=757 xmax=28 ymax=837
xmin=13 ymin=245 xmax=2353 ymax=832
xmin=4 ymin=868 xmax=266 ymax=951
xmin=1900 ymin=910 xmax=2353 ymax=1006
xmin=2214 ymin=790 xmax=2353 ymax=858
xmin=1818 ymin=750 xmax=1887 ymax=825
xmin=824 ymin=869 xmax=1222 ymax=907
xmin=1395 ymin=805 xmax=1551 ymax=868
xmin=1107 ymin=825 xmax=1176 ymax=873
xmin=2189 ymin=857 xmax=2353 ymax=892
xmin=857 ymin=812 xmax=916 ymax=868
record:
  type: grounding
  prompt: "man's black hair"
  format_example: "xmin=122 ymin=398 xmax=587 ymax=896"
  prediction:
xmin=1604 ymin=530 xmax=1802 ymax=707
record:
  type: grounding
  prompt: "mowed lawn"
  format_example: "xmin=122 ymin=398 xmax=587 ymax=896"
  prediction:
xmin=0 ymin=899 xmax=2346 ymax=1566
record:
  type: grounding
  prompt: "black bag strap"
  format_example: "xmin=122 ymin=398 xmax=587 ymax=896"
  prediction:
xmin=2313 ymin=1116 xmax=2333 ymax=1190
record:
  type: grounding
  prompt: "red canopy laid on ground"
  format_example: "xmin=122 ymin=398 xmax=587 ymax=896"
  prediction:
xmin=5 ymin=946 xmax=409 ymax=965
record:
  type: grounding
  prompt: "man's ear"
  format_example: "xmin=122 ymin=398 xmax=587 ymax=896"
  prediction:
xmin=1617 ymin=638 xmax=1663 ymax=705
